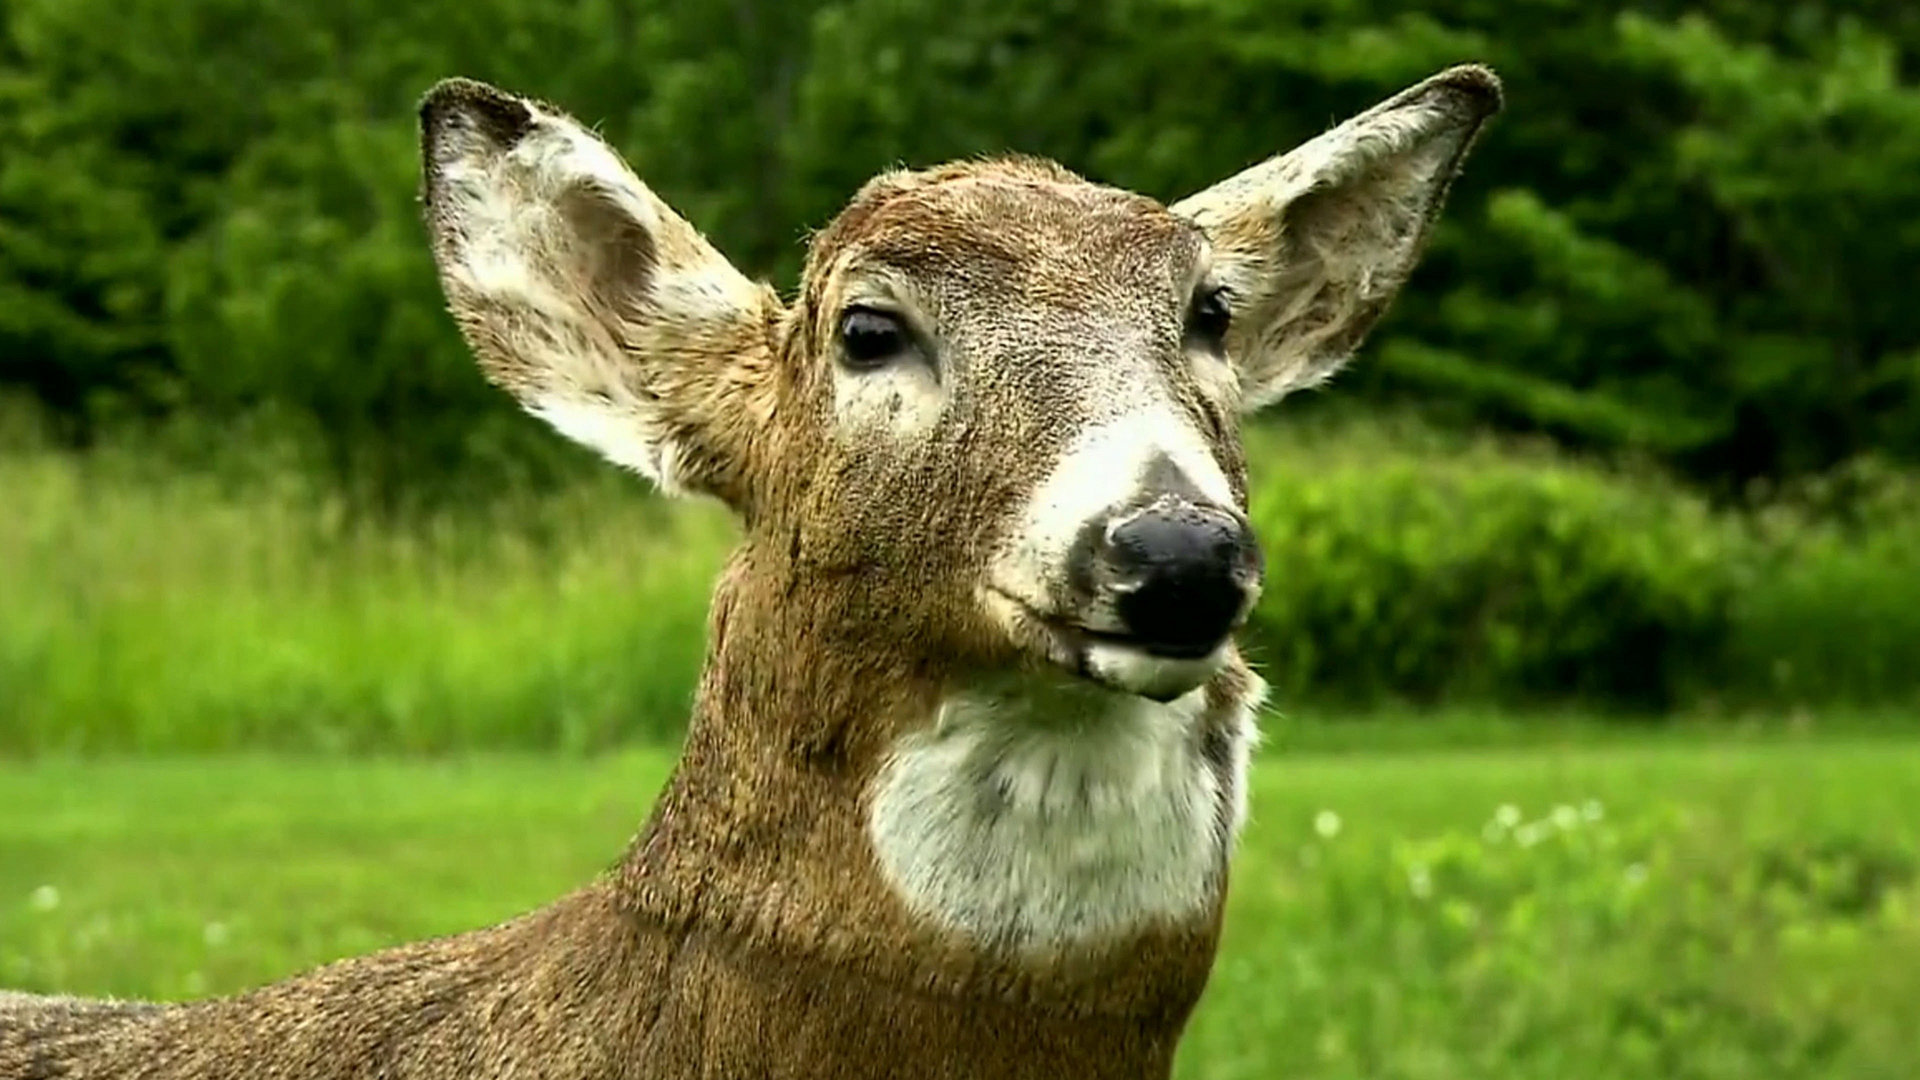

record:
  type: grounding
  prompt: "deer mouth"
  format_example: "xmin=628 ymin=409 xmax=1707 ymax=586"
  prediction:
xmin=983 ymin=589 xmax=1232 ymax=702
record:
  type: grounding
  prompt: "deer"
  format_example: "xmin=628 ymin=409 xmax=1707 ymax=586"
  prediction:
xmin=1 ymin=63 xmax=1500 ymax=1079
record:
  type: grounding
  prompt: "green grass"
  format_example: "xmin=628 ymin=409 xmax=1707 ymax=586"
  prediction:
xmin=3 ymin=739 xmax=1916 ymax=1079
xmin=0 ymin=450 xmax=729 ymax=754
xmin=8 ymin=418 xmax=1920 ymax=755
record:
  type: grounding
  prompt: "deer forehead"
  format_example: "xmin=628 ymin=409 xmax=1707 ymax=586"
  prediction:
xmin=797 ymin=162 xmax=1233 ymax=456
xmin=808 ymin=163 xmax=1209 ymax=332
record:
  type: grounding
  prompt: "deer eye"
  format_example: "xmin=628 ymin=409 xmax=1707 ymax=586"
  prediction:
xmin=838 ymin=307 xmax=912 ymax=370
xmin=1186 ymin=285 xmax=1232 ymax=352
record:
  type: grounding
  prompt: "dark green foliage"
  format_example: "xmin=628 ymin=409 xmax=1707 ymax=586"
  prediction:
xmin=2 ymin=0 xmax=1915 ymax=501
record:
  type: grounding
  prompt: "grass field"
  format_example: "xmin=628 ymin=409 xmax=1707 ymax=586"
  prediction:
xmin=0 ymin=450 xmax=731 ymax=754
xmin=10 ymin=425 xmax=1920 ymax=757
xmin=3 ymin=737 xmax=1916 ymax=1079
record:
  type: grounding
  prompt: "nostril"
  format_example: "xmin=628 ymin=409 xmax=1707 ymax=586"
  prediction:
xmin=1100 ymin=503 xmax=1258 ymax=658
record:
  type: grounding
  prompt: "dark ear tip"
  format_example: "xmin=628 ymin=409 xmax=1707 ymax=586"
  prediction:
xmin=418 ymin=77 xmax=537 ymax=151
xmin=1429 ymin=63 xmax=1505 ymax=117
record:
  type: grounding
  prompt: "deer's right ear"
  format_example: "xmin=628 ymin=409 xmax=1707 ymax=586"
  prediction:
xmin=419 ymin=78 xmax=778 ymax=507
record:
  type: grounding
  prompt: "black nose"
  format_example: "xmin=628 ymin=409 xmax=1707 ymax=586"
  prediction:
xmin=1101 ymin=501 xmax=1261 ymax=658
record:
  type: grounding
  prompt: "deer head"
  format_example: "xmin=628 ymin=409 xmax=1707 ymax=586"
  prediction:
xmin=420 ymin=65 xmax=1497 ymax=693
xmin=418 ymin=67 xmax=1500 ymax=960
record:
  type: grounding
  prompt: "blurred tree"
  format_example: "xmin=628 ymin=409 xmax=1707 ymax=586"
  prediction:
xmin=1617 ymin=13 xmax=1920 ymax=483
xmin=0 ymin=0 xmax=1913 ymax=504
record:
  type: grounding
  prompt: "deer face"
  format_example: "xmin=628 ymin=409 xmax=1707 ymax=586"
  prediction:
xmin=418 ymin=68 xmax=1500 ymax=705
xmin=790 ymin=166 xmax=1262 ymax=703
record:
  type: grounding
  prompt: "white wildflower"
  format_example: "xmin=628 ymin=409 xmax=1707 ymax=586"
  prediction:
xmin=1515 ymin=821 xmax=1549 ymax=848
xmin=203 ymin=921 xmax=229 ymax=947
xmin=28 ymin=885 xmax=59 ymax=912
xmin=1624 ymin=863 xmax=1648 ymax=886
xmin=1495 ymin=804 xmax=1523 ymax=829
xmin=1581 ymin=799 xmax=1604 ymax=823
xmin=1313 ymin=810 xmax=1342 ymax=839
xmin=1551 ymin=804 xmax=1580 ymax=831
xmin=1407 ymin=862 xmax=1434 ymax=900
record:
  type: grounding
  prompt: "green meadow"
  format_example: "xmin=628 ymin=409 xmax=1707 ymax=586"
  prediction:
xmin=3 ymin=738 xmax=1916 ymax=1079
xmin=5 ymin=413 xmax=1919 ymax=1076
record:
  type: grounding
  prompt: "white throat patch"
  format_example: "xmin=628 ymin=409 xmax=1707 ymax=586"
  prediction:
xmin=866 ymin=675 xmax=1259 ymax=953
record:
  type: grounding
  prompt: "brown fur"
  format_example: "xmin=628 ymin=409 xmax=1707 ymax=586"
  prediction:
xmin=1 ymin=65 xmax=1500 ymax=1078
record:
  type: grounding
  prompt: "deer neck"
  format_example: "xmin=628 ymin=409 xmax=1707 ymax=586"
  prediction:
xmin=610 ymin=542 xmax=1264 ymax=1025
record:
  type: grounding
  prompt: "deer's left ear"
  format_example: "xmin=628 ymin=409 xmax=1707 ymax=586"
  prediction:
xmin=1172 ymin=64 xmax=1502 ymax=412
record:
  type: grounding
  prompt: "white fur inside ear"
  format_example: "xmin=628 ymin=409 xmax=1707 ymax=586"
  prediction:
xmin=529 ymin=394 xmax=686 ymax=493
xmin=867 ymin=676 xmax=1261 ymax=953
xmin=1171 ymin=78 xmax=1492 ymax=412
xmin=427 ymin=93 xmax=767 ymax=497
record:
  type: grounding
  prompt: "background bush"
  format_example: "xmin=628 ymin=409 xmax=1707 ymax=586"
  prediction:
xmin=6 ymin=415 xmax=1918 ymax=755
xmin=1721 ymin=459 xmax=1920 ymax=710
xmin=1242 ymin=424 xmax=1743 ymax=712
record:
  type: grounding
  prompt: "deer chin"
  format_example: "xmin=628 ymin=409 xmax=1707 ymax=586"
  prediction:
xmin=1082 ymin=642 xmax=1226 ymax=703
xmin=982 ymin=588 xmax=1230 ymax=702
